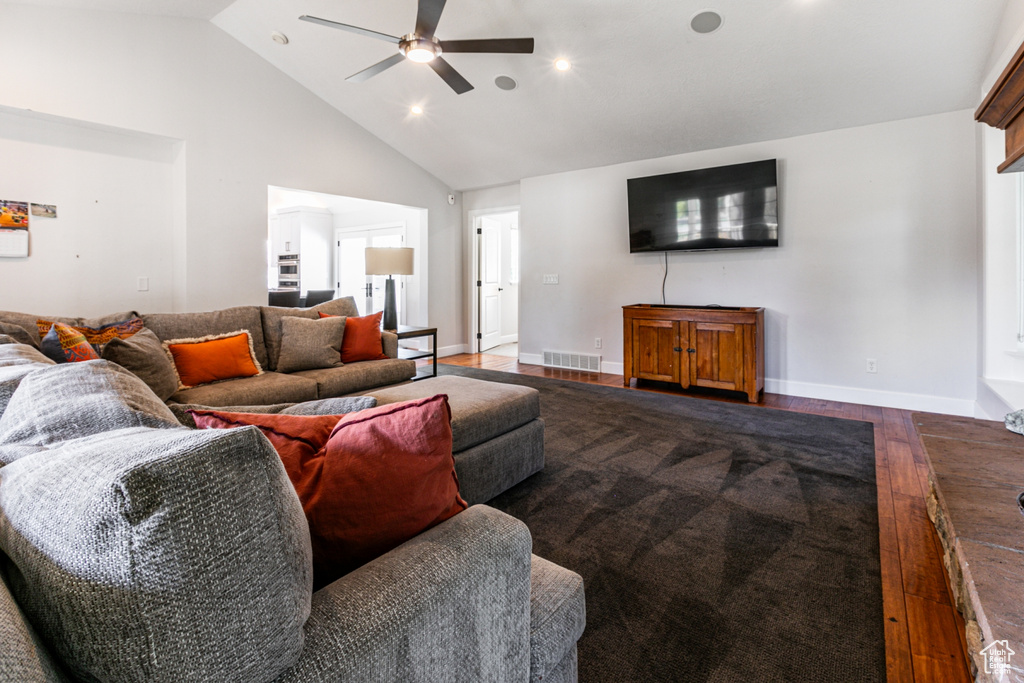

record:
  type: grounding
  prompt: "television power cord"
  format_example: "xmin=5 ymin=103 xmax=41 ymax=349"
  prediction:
xmin=662 ymin=252 xmax=668 ymax=305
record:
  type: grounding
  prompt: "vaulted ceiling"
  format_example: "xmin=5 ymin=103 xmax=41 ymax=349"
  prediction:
xmin=12 ymin=0 xmax=1012 ymax=190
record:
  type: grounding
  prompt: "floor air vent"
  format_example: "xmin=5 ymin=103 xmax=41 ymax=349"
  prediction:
xmin=542 ymin=350 xmax=601 ymax=372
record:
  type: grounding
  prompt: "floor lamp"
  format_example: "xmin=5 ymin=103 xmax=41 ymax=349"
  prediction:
xmin=364 ymin=247 xmax=414 ymax=331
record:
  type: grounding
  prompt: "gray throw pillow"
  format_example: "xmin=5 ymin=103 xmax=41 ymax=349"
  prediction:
xmin=0 ymin=425 xmax=312 ymax=683
xmin=168 ymin=396 xmax=376 ymax=428
xmin=0 ymin=360 xmax=181 ymax=451
xmin=101 ymin=327 xmax=179 ymax=401
xmin=276 ymin=315 xmax=346 ymax=374
xmin=280 ymin=395 xmax=377 ymax=415
xmin=0 ymin=322 xmax=37 ymax=348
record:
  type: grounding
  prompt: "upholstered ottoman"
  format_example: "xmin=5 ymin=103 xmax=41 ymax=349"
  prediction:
xmin=364 ymin=376 xmax=544 ymax=505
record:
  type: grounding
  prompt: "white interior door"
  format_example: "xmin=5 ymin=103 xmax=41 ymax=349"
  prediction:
xmin=334 ymin=225 xmax=405 ymax=317
xmin=478 ymin=217 xmax=502 ymax=351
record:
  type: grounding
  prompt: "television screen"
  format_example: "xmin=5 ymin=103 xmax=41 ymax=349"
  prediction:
xmin=627 ymin=159 xmax=779 ymax=253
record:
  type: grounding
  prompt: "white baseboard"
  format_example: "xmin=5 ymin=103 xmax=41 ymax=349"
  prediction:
xmin=517 ymin=354 xmax=973 ymax=415
xmin=601 ymin=361 xmax=624 ymax=375
xmin=438 ymin=344 xmax=468 ymax=358
xmin=499 ymin=334 xmax=518 ymax=345
xmin=764 ymin=378 xmax=974 ymax=417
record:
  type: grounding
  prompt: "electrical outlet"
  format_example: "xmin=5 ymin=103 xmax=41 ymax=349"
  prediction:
xmin=137 ymin=277 xmax=149 ymax=292
xmin=543 ymin=274 xmax=559 ymax=285
xmin=595 ymin=338 xmax=602 ymax=349
xmin=866 ymin=358 xmax=877 ymax=374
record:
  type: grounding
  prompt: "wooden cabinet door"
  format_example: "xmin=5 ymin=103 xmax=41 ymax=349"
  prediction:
xmin=690 ymin=322 xmax=744 ymax=391
xmin=632 ymin=319 xmax=684 ymax=384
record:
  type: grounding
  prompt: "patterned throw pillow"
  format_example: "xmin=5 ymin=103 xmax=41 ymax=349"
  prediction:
xmin=35 ymin=317 xmax=143 ymax=352
xmin=39 ymin=323 xmax=101 ymax=363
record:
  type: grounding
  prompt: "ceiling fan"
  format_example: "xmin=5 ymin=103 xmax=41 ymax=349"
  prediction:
xmin=299 ymin=0 xmax=534 ymax=95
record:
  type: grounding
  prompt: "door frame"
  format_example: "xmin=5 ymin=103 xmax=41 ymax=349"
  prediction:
xmin=467 ymin=206 xmax=520 ymax=353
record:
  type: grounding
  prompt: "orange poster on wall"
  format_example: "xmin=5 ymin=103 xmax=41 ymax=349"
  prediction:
xmin=0 ymin=201 xmax=29 ymax=229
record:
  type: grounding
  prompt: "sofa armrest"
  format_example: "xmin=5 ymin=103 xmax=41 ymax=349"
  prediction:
xmin=381 ymin=331 xmax=398 ymax=359
xmin=273 ymin=505 xmax=532 ymax=683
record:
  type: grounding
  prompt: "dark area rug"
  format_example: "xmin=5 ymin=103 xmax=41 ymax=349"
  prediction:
xmin=438 ymin=365 xmax=885 ymax=682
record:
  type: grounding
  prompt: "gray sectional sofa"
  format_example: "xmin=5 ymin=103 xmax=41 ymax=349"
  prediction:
xmin=0 ymin=297 xmax=416 ymax=406
xmin=0 ymin=341 xmax=585 ymax=681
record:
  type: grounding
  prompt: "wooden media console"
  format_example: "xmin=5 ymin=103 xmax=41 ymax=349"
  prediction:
xmin=622 ymin=304 xmax=765 ymax=403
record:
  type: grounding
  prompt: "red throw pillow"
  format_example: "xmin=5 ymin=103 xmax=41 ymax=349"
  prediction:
xmin=319 ymin=311 xmax=388 ymax=363
xmin=190 ymin=394 xmax=466 ymax=588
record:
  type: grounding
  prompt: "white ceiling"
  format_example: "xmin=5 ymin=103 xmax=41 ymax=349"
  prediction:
xmin=8 ymin=0 xmax=234 ymax=19
xmin=13 ymin=0 xmax=1012 ymax=190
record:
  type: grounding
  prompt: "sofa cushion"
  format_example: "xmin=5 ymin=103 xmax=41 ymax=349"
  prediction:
xmin=0 ymin=322 xmax=38 ymax=348
xmin=0 ymin=310 xmax=138 ymax=347
xmin=261 ymin=296 xmax=360 ymax=371
xmin=38 ymin=323 xmax=101 ymax=364
xmin=164 ymin=330 xmax=263 ymax=389
xmin=191 ymin=394 xmax=465 ymax=589
xmin=368 ymin=375 xmax=541 ymax=452
xmin=0 ymin=360 xmax=180 ymax=454
xmin=101 ymin=327 xmax=179 ymax=401
xmin=529 ymin=555 xmax=586 ymax=682
xmin=0 ymin=563 xmax=71 ymax=683
xmin=294 ymin=359 xmax=416 ymax=397
xmin=0 ymin=344 xmax=54 ymax=368
xmin=169 ymin=371 xmax=319 ymax=407
xmin=276 ymin=316 xmax=345 ymax=373
xmin=0 ymin=426 xmax=313 ymax=683
xmin=143 ymin=306 xmax=269 ymax=368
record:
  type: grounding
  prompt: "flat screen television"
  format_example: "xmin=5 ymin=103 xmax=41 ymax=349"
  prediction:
xmin=627 ymin=159 xmax=779 ymax=253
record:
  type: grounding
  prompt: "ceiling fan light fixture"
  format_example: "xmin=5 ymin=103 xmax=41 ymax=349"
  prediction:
xmin=401 ymin=35 xmax=440 ymax=63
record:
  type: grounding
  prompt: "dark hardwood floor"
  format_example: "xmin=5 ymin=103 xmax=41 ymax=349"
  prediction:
xmin=437 ymin=352 xmax=972 ymax=682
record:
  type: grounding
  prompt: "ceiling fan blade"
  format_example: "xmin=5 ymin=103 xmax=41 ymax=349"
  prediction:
xmin=439 ymin=38 xmax=535 ymax=54
xmin=347 ymin=53 xmax=406 ymax=83
xmin=428 ymin=57 xmax=473 ymax=94
xmin=299 ymin=15 xmax=401 ymax=44
xmin=415 ymin=0 xmax=447 ymax=38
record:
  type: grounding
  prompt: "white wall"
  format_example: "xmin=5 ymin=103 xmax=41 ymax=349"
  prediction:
xmin=519 ymin=110 xmax=979 ymax=415
xmin=0 ymin=106 xmax=181 ymax=317
xmin=0 ymin=4 xmax=464 ymax=348
xmin=977 ymin=7 xmax=1024 ymax=417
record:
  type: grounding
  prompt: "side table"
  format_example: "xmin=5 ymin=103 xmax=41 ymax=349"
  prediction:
xmin=394 ymin=325 xmax=437 ymax=380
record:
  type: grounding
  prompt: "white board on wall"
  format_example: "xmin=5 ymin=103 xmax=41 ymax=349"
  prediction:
xmin=0 ymin=229 xmax=29 ymax=258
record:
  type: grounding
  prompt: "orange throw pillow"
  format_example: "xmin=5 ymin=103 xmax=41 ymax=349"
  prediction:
xmin=164 ymin=331 xmax=262 ymax=389
xmin=190 ymin=394 xmax=466 ymax=588
xmin=319 ymin=311 xmax=388 ymax=363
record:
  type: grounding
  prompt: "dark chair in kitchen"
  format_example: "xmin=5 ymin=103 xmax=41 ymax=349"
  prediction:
xmin=268 ymin=290 xmax=301 ymax=308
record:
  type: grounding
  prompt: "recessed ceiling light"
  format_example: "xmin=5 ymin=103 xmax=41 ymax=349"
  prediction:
xmin=554 ymin=58 xmax=571 ymax=71
xmin=271 ymin=31 xmax=289 ymax=45
xmin=410 ymin=105 xmax=424 ymax=115
xmin=494 ymin=75 xmax=518 ymax=91
xmin=690 ymin=10 xmax=723 ymax=34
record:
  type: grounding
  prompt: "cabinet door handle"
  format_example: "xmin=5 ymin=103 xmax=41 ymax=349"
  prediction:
xmin=687 ymin=348 xmax=696 ymax=353
xmin=673 ymin=347 xmax=683 ymax=352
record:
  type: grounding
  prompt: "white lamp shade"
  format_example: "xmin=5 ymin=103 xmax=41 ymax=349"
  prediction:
xmin=365 ymin=247 xmax=414 ymax=276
